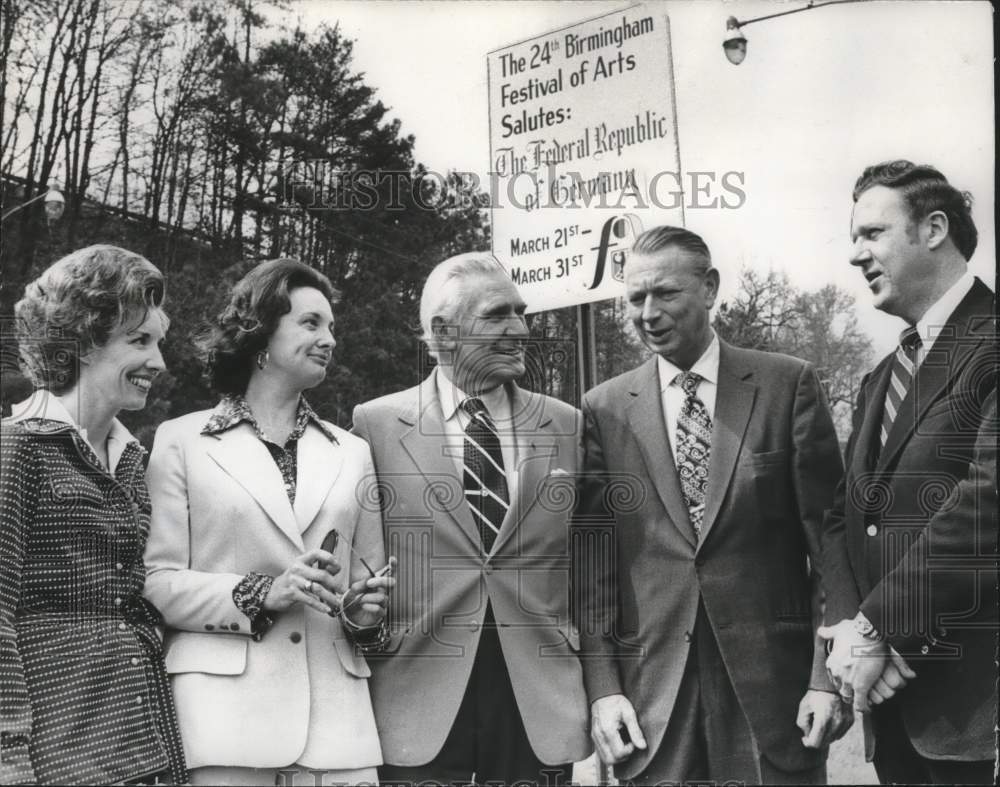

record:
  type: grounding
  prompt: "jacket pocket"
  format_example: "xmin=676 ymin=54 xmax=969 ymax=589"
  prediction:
xmin=333 ymin=636 xmax=372 ymax=678
xmin=751 ymin=448 xmax=789 ymax=466
xmin=164 ymin=632 xmax=248 ymax=675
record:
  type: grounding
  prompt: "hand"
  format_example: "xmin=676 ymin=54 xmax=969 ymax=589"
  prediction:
xmin=342 ymin=556 xmax=397 ymax=628
xmin=797 ymin=690 xmax=854 ymax=748
xmin=263 ymin=548 xmax=341 ymax=615
xmin=590 ymin=694 xmax=647 ymax=765
xmin=818 ymin=619 xmax=887 ymax=714
xmin=867 ymin=648 xmax=917 ymax=707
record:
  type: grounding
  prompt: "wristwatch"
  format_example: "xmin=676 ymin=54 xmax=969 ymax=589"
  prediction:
xmin=854 ymin=612 xmax=884 ymax=642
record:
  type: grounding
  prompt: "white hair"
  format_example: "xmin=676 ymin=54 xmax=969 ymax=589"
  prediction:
xmin=419 ymin=252 xmax=510 ymax=358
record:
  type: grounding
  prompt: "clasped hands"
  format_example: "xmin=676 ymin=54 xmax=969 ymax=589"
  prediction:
xmin=264 ymin=549 xmax=397 ymax=629
xmin=817 ymin=619 xmax=916 ymax=714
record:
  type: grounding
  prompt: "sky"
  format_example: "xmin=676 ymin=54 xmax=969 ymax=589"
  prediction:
xmin=285 ymin=0 xmax=995 ymax=355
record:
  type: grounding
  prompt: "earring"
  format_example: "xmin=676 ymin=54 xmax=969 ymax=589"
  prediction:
xmin=255 ymin=350 xmax=269 ymax=370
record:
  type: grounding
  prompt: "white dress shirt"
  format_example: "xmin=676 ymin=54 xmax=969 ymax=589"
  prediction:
xmin=914 ymin=271 xmax=975 ymax=366
xmin=656 ymin=333 xmax=721 ymax=461
xmin=435 ymin=367 xmax=519 ymax=506
xmin=11 ymin=389 xmax=138 ymax=473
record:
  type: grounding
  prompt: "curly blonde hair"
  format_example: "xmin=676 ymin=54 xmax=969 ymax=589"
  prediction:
xmin=15 ymin=245 xmax=166 ymax=394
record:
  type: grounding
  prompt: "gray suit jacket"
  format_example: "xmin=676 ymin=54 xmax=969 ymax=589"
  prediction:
xmin=352 ymin=370 xmax=591 ymax=766
xmin=574 ymin=342 xmax=842 ymax=777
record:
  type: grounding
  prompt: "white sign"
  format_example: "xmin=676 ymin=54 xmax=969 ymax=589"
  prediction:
xmin=487 ymin=5 xmax=684 ymax=313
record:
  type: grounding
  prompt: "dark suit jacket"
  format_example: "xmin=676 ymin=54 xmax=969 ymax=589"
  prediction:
xmin=822 ymin=277 xmax=998 ymax=760
xmin=573 ymin=342 xmax=842 ymax=778
xmin=352 ymin=372 xmax=591 ymax=767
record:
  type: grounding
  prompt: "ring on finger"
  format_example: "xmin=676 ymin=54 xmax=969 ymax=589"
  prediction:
xmin=309 ymin=581 xmax=318 ymax=595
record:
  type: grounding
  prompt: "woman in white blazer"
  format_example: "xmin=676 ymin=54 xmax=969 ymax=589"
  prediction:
xmin=144 ymin=259 xmax=393 ymax=786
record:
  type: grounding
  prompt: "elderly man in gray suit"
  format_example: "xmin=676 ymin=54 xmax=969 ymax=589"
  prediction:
xmin=352 ymin=252 xmax=590 ymax=786
xmin=574 ymin=225 xmax=852 ymax=784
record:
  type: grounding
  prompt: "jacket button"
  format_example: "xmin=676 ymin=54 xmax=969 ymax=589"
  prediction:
xmin=289 ymin=631 xmax=302 ymax=643
xmin=113 ymin=597 xmax=122 ymax=607
xmin=130 ymin=657 xmax=140 ymax=666
xmin=135 ymin=695 xmax=144 ymax=705
xmin=468 ymin=622 xmax=480 ymax=632
xmin=866 ymin=524 xmax=878 ymax=537
xmin=920 ymin=645 xmax=930 ymax=655
xmin=118 ymin=622 xmax=127 ymax=631
xmin=683 ymin=631 xmax=692 ymax=643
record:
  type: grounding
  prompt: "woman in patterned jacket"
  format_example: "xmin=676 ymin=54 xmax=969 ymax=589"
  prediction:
xmin=0 ymin=245 xmax=188 ymax=785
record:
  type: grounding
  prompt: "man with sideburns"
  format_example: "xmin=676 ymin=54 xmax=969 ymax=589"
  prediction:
xmin=819 ymin=160 xmax=997 ymax=784
xmin=574 ymin=225 xmax=851 ymax=784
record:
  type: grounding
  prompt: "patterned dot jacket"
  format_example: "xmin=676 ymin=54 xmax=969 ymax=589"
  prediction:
xmin=0 ymin=392 xmax=187 ymax=785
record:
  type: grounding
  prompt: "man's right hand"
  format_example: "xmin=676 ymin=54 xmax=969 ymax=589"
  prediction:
xmin=590 ymin=694 xmax=647 ymax=765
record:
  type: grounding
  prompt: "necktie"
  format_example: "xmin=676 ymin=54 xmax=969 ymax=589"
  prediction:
xmin=461 ymin=397 xmax=509 ymax=553
xmin=674 ymin=372 xmax=712 ymax=538
xmin=880 ymin=326 xmax=921 ymax=448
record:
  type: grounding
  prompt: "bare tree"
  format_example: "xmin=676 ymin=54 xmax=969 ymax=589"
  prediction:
xmin=714 ymin=266 xmax=874 ymax=441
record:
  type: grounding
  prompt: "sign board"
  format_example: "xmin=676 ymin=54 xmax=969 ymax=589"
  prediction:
xmin=487 ymin=4 xmax=684 ymax=313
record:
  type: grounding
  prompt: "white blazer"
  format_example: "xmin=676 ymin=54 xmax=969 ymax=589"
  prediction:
xmin=143 ymin=408 xmax=384 ymax=771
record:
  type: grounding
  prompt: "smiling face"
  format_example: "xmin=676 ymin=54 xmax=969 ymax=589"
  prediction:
xmin=850 ymin=185 xmax=940 ymax=323
xmin=264 ymin=286 xmax=336 ymax=392
xmin=625 ymin=246 xmax=718 ymax=370
xmin=79 ymin=307 xmax=167 ymax=412
xmin=439 ymin=272 xmax=528 ymax=394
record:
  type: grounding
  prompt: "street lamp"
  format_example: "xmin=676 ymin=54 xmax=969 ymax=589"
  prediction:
xmin=723 ymin=0 xmax=868 ymax=65
xmin=1 ymin=186 xmax=65 ymax=222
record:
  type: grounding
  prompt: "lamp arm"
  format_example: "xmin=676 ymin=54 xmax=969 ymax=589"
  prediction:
xmin=734 ymin=0 xmax=867 ymax=29
xmin=1 ymin=190 xmax=49 ymax=221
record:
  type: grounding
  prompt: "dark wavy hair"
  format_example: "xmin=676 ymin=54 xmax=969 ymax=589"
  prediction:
xmin=201 ymin=258 xmax=339 ymax=395
xmin=853 ymin=160 xmax=978 ymax=261
xmin=15 ymin=245 xmax=166 ymax=394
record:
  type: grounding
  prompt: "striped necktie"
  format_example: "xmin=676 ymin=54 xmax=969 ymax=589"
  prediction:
xmin=674 ymin=371 xmax=712 ymax=538
xmin=880 ymin=326 xmax=922 ymax=448
xmin=461 ymin=397 xmax=509 ymax=553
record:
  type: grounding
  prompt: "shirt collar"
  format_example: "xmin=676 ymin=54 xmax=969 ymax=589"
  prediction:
xmin=915 ymin=272 xmax=975 ymax=354
xmin=201 ymin=394 xmax=337 ymax=443
xmin=435 ymin=367 xmax=510 ymax=423
xmin=9 ymin=389 xmax=139 ymax=470
xmin=658 ymin=332 xmax=721 ymax=392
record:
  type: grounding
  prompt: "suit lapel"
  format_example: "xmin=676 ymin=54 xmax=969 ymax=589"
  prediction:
xmin=625 ymin=358 xmax=697 ymax=548
xmin=294 ymin=425 xmax=344 ymax=535
xmin=399 ymin=372 xmax=482 ymax=552
xmin=856 ymin=358 xmax=893 ymax=473
xmin=206 ymin=424 xmax=303 ymax=550
xmin=877 ymin=280 xmax=994 ymax=471
xmin=490 ymin=384 xmax=557 ymax=556
xmin=699 ymin=344 xmax=755 ymax=547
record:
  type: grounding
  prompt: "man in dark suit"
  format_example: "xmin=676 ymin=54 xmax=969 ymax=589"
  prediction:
xmin=353 ymin=253 xmax=591 ymax=786
xmin=819 ymin=160 xmax=997 ymax=784
xmin=573 ymin=225 xmax=851 ymax=784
